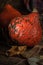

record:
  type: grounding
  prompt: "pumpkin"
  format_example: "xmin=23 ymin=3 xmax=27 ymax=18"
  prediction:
xmin=8 ymin=9 xmax=42 ymax=46
xmin=0 ymin=4 xmax=22 ymax=27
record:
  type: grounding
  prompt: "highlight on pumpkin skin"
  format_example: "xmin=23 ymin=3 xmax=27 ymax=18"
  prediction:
xmin=0 ymin=4 xmax=22 ymax=27
xmin=8 ymin=10 xmax=42 ymax=47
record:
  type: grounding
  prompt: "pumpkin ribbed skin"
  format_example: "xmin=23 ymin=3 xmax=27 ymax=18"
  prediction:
xmin=8 ymin=12 xmax=42 ymax=46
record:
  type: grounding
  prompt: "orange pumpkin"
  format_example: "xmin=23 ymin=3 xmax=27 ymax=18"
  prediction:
xmin=0 ymin=4 xmax=22 ymax=27
xmin=8 ymin=9 xmax=42 ymax=46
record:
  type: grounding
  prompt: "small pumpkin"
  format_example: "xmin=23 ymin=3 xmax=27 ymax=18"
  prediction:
xmin=8 ymin=9 xmax=42 ymax=46
xmin=0 ymin=4 xmax=22 ymax=27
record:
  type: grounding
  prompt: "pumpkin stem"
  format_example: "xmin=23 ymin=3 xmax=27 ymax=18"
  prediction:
xmin=32 ymin=8 xmax=38 ymax=12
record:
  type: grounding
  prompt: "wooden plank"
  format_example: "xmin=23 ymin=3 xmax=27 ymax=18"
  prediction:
xmin=21 ymin=45 xmax=43 ymax=58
